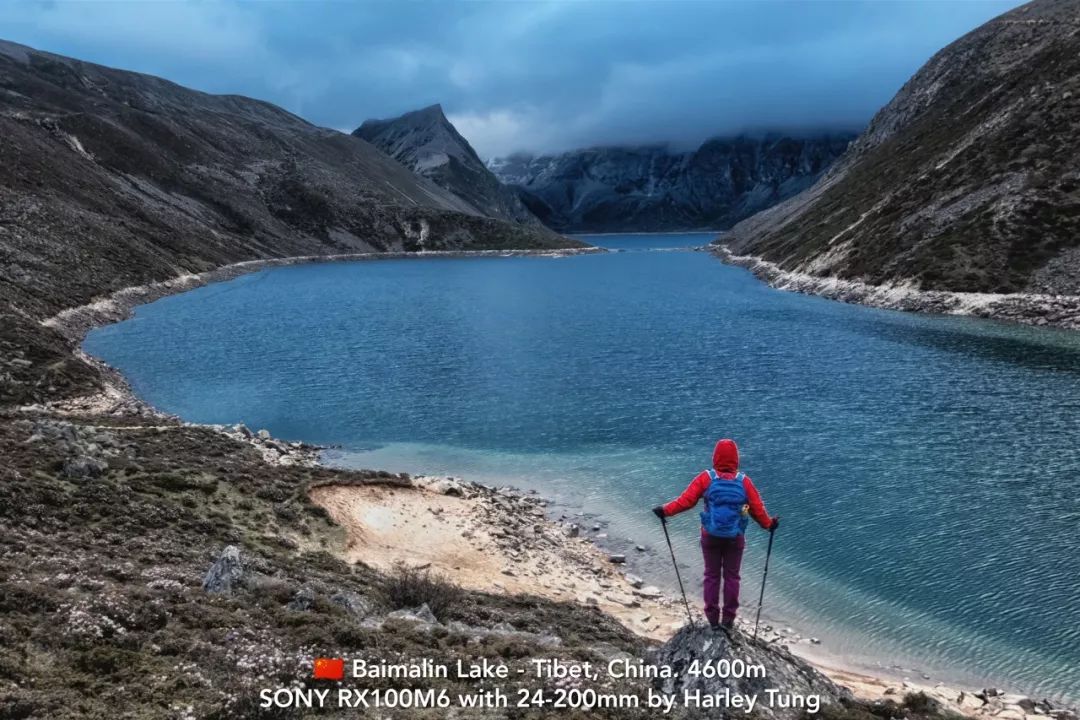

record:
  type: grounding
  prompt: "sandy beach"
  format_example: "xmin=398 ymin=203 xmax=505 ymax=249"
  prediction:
xmin=309 ymin=476 xmax=687 ymax=641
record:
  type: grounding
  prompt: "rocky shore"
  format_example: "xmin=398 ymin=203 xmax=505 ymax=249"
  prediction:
xmin=714 ymin=246 xmax=1080 ymax=330
xmin=308 ymin=470 xmax=1078 ymax=720
xmin=310 ymin=473 xmax=688 ymax=640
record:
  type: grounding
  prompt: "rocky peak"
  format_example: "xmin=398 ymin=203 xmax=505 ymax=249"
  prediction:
xmin=355 ymin=103 xmax=481 ymax=171
xmin=355 ymin=104 xmax=544 ymax=226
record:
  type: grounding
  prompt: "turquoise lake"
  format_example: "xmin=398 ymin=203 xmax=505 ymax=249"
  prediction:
xmin=84 ymin=233 xmax=1080 ymax=701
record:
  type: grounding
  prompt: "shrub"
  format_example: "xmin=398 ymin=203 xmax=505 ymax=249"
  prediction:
xmin=380 ymin=564 xmax=463 ymax=621
xmin=903 ymin=692 xmax=944 ymax=715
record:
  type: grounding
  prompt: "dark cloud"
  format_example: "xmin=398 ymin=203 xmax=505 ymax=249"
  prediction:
xmin=1 ymin=0 xmax=1023 ymax=158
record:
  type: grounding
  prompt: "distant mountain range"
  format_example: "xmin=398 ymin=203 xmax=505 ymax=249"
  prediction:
xmin=722 ymin=0 xmax=1080 ymax=297
xmin=354 ymin=104 xmax=538 ymax=226
xmin=487 ymin=135 xmax=855 ymax=232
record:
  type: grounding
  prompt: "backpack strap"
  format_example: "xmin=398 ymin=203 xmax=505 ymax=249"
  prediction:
xmin=707 ymin=469 xmax=743 ymax=483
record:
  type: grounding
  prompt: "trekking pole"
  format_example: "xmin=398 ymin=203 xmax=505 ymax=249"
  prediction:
xmin=753 ymin=526 xmax=776 ymax=642
xmin=658 ymin=515 xmax=696 ymax=628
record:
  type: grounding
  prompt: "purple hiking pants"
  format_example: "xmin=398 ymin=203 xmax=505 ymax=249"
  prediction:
xmin=701 ymin=532 xmax=745 ymax=625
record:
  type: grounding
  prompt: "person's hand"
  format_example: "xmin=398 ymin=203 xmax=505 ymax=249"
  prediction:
xmin=769 ymin=516 xmax=780 ymax=531
xmin=652 ymin=506 xmax=666 ymax=520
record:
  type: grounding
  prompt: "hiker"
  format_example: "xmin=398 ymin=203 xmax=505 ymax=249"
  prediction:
xmin=652 ymin=438 xmax=778 ymax=632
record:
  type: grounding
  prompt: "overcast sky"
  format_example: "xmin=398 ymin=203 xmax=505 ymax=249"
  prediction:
xmin=3 ymin=0 xmax=1023 ymax=159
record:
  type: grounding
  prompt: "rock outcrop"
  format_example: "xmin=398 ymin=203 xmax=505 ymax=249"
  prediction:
xmin=488 ymin=133 xmax=853 ymax=232
xmin=722 ymin=0 xmax=1080 ymax=297
xmin=202 ymin=545 xmax=245 ymax=594
xmin=653 ymin=624 xmax=849 ymax=718
xmin=354 ymin=104 xmax=544 ymax=226
xmin=21 ymin=418 xmax=131 ymax=479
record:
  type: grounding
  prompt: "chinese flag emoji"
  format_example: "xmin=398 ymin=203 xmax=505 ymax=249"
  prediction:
xmin=313 ymin=657 xmax=345 ymax=681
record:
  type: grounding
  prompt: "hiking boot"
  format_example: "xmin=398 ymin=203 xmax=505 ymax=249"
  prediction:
xmin=719 ymin=619 xmax=736 ymax=636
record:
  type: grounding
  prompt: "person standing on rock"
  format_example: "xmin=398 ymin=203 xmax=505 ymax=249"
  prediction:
xmin=652 ymin=438 xmax=778 ymax=633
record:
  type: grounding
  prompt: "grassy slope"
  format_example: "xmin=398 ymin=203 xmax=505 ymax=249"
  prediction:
xmin=725 ymin=0 xmax=1080 ymax=295
xmin=0 ymin=414 xmax=649 ymax=719
xmin=0 ymin=40 xmax=581 ymax=407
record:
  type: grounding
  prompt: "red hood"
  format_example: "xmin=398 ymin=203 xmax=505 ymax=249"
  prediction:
xmin=712 ymin=439 xmax=739 ymax=473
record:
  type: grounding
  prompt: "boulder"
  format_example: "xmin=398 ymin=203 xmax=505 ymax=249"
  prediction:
xmin=1003 ymin=696 xmax=1036 ymax=712
xmin=535 ymin=634 xmax=562 ymax=649
xmin=330 ymin=591 xmax=370 ymax=618
xmin=958 ymin=691 xmax=986 ymax=711
xmin=608 ymin=554 xmax=626 ymax=564
xmin=287 ymin=586 xmax=315 ymax=611
xmin=415 ymin=475 xmax=467 ymax=497
xmin=444 ymin=620 xmax=562 ymax=648
xmin=62 ymin=455 xmax=108 ymax=479
xmin=387 ymin=603 xmax=439 ymax=626
xmin=1033 ymin=700 xmax=1054 ymax=715
xmin=202 ymin=545 xmax=244 ymax=594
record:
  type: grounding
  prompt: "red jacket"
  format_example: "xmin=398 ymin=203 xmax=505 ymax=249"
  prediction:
xmin=661 ymin=439 xmax=773 ymax=531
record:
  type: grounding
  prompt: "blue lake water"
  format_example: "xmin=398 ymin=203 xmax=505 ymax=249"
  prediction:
xmin=85 ymin=233 xmax=1080 ymax=701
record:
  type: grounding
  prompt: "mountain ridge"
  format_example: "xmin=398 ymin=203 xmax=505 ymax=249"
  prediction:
xmin=488 ymin=133 xmax=855 ymax=232
xmin=720 ymin=0 xmax=1080 ymax=300
xmin=0 ymin=39 xmax=581 ymax=407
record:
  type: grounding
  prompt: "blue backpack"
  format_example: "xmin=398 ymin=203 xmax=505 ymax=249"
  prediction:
xmin=700 ymin=470 xmax=749 ymax=538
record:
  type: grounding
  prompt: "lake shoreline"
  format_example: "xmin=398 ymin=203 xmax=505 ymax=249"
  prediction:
xmin=713 ymin=245 xmax=1080 ymax=331
xmin=32 ymin=248 xmax=1075 ymax=718
xmin=41 ymin=246 xmax=607 ymax=349
xmin=34 ymin=246 xmax=602 ymax=420
xmin=303 ymin=467 xmax=1068 ymax=719
xmin=573 ymin=230 xmax=724 ymax=237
